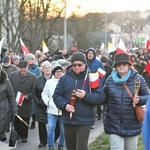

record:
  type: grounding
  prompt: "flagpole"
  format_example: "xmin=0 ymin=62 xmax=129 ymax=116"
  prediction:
xmin=64 ymin=0 xmax=67 ymax=50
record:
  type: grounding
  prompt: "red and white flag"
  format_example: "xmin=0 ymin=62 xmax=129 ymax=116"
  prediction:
xmin=20 ymin=38 xmax=30 ymax=55
xmin=144 ymin=34 xmax=150 ymax=52
xmin=89 ymin=72 xmax=100 ymax=89
xmin=116 ymin=38 xmax=128 ymax=54
xmin=16 ymin=91 xmax=25 ymax=106
xmin=97 ymin=68 xmax=106 ymax=78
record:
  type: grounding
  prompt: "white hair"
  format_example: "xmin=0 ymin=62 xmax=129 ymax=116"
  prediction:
xmin=41 ymin=60 xmax=51 ymax=68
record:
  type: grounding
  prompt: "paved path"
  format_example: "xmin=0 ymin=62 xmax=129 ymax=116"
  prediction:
xmin=0 ymin=120 xmax=104 ymax=150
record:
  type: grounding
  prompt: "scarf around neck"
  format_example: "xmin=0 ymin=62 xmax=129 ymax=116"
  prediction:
xmin=111 ymin=69 xmax=131 ymax=84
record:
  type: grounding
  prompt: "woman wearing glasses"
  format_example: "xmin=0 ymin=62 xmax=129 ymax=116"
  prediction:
xmin=53 ymin=52 xmax=105 ymax=150
xmin=103 ymin=53 xmax=150 ymax=150
xmin=42 ymin=61 xmax=64 ymax=150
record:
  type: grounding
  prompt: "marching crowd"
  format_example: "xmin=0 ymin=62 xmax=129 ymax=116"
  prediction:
xmin=0 ymin=46 xmax=150 ymax=150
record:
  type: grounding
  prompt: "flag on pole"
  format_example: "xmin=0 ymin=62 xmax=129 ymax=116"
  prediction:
xmin=116 ymin=38 xmax=128 ymax=54
xmin=97 ymin=68 xmax=106 ymax=78
xmin=144 ymin=34 xmax=150 ymax=52
xmin=100 ymin=42 xmax=105 ymax=50
xmin=16 ymin=91 xmax=25 ymax=106
xmin=0 ymin=37 xmax=5 ymax=55
xmin=20 ymin=38 xmax=30 ymax=55
xmin=108 ymin=41 xmax=116 ymax=53
xmin=42 ymin=41 xmax=49 ymax=53
xmin=89 ymin=72 xmax=100 ymax=89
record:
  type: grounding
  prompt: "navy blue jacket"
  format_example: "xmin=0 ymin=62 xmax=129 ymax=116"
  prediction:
xmin=104 ymin=69 xmax=150 ymax=136
xmin=53 ymin=66 xmax=106 ymax=125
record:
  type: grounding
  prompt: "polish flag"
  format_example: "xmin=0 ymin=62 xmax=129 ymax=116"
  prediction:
xmin=116 ymin=38 xmax=128 ymax=54
xmin=42 ymin=41 xmax=49 ymax=53
xmin=144 ymin=34 xmax=150 ymax=52
xmin=89 ymin=72 xmax=100 ymax=89
xmin=97 ymin=68 xmax=106 ymax=78
xmin=20 ymin=38 xmax=30 ymax=55
xmin=16 ymin=91 xmax=25 ymax=106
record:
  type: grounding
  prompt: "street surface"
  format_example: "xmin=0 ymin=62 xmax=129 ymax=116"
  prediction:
xmin=0 ymin=120 xmax=104 ymax=150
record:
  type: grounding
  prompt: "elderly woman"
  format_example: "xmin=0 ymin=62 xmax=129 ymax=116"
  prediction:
xmin=103 ymin=53 xmax=150 ymax=150
xmin=0 ymin=65 xmax=17 ymax=141
xmin=42 ymin=61 xmax=64 ymax=150
xmin=32 ymin=60 xmax=51 ymax=147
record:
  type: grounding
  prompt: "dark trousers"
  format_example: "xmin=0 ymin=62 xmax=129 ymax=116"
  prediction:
xmin=97 ymin=105 xmax=102 ymax=118
xmin=64 ymin=124 xmax=91 ymax=150
xmin=14 ymin=116 xmax=30 ymax=139
xmin=38 ymin=122 xmax=47 ymax=144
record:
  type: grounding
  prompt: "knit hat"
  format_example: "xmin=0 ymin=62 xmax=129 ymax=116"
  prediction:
xmin=114 ymin=53 xmax=132 ymax=67
xmin=71 ymin=52 xmax=86 ymax=64
xmin=12 ymin=55 xmax=20 ymax=61
xmin=51 ymin=61 xmax=63 ymax=75
xmin=25 ymin=54 xmax=35 ymax=61
xmin=101 ymin=56 xmax=107 ymax=63
xmin=3 ymin=55 xmax=10 ymax=62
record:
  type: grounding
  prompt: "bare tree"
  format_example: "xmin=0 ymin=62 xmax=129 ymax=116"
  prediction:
xmin=0 ymin=0 xmax=64 ymax=53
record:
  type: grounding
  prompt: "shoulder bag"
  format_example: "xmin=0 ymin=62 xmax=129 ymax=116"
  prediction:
xmin=123 ymin=84 xmax=145 ymax=122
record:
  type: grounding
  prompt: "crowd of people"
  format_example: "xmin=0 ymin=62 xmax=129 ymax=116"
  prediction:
xmin=0 ymin=46 xmax=150 ymax=150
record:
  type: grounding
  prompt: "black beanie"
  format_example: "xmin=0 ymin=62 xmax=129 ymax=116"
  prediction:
xmin=71 ymin=52 xmax=86 ymax=64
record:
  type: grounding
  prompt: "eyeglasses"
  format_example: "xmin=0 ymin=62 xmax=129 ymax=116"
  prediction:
xmin=116 ymin=63 xmax=128 ymax=67
xmin=72 ymin=63 xmax=83 ymax=67
xmin=55 ymin=70 xmax=62 ymax=73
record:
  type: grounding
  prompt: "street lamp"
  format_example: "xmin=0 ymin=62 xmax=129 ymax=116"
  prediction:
xmin=64 ymin=0 xmax=67 ymax=50
xmin=104 ymin=13 xmax=107 ymax=48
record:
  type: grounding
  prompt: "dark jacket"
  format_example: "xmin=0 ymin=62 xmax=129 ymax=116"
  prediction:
xmin=53 ymin=66 xmax=106 ymax=125
xmin=32 ymin=74 xmax=48 ymax=123
xmin=0 ymin=70 xmax=17 ymax=133
xmin=103 ymin=69 xmax=150 ymax=136
xmin=10 ymin=71 xmax=36 ymax=118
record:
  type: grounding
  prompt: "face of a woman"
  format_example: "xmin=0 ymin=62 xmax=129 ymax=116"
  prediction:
xmin=72 ymin=61 xmax=86 ymax=74
xmin=54 ymin=69 xmax=63 ymax=79
xmin=42 ymin=66 xmax=51 ymax=76
xmin=116 ymin=63 xmax=130 ymax=77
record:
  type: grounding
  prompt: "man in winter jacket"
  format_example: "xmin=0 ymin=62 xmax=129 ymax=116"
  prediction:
xmin=53 ymin=52 xmax=105 ymax=150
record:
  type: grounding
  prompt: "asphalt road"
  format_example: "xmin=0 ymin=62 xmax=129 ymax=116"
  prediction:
xmin=0 ymin=120 xmax=104 ymax=150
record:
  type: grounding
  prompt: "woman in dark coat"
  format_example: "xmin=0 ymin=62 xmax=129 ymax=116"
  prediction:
xmin=0 ymin=65 xmax=18 ymax=141
xmin=32 ymin=60 xmax=51 ymax=147
xmin=104 ymin=53 xmax=150 ymax=150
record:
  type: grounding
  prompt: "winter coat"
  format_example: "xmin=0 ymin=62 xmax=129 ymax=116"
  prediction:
xmin=0 ymin=70 xmax=18 ymax=133
xmin=28 ymin=64 xmax=41 ymax=77
xmin=2 ymin=64 xmax=18 ymax=79
xmin=32 ymin=74 xmax=48 ymax=123
xmin=53 ymin=66 xmax=106 ymax=125
xmin=10 ymin=71 xmax=36 ymax=118
xmin=42 ymin=76 xmax=62 ymax=116
xmin=103 ymin=69 xmax=150 ymax=136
